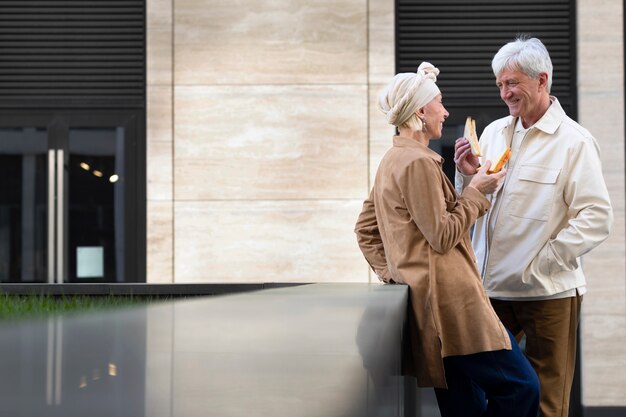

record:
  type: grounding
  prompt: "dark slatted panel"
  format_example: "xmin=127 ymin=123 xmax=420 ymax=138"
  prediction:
xmin=0 ymin=0 xmax=145 ymax=108
xmin=396 ymin=0 xmax=576 ymax=111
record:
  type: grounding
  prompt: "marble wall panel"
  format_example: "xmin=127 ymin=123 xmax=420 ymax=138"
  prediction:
xmin=174 ymin=200 xmax=369 ymax=283
xmin=366 ymin=0 xmax=400 ymax=284
xmin=147 ymin=201 xmax=174 ymax=283
xmin=174 ymin=85 xmax=368 ymax=200
xmin=147 ymin=86 xmax=173 ymax=200
xmin=581 ymin=314 xmax=626 ymax=406
xmin=368 ymin=0 xmax=395 ymax=84
xmin=174 ymin=0 xmax=367 ymax=85
xmin=368 ymin=84 xmax=395 ymax=185
xmin=147 ymin=86 xmax=174 ymax=144
xmin=577 ymin=41 xmax=622 ymax=98
xmin=578 ymin=0 xmax=626 ymax=407
xmin=147 ymin=0 xmax=172 ymax=28
xmin=147 ymin=26 xmax=173 ymax=86
xmin=147 ymin=0 xmax=174 ymax=283
xmin=147 ymin=0 xmax=172 ymax=85
xmin=148 ymin=141 xmax=174 ymax=201
xmin=584 ymin=233 xmax=626 ymax=316
xmin=578 ymin=0 xmax=621 ymax=43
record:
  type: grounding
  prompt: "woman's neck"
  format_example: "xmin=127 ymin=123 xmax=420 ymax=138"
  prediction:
xmin=398 ymin=128 xmax=429 ymax=147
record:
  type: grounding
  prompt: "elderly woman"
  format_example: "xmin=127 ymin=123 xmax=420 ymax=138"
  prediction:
xmin=354 ymin=62 xmax=539 ymax=417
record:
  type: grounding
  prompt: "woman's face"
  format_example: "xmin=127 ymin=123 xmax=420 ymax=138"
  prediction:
xmin=422 ymin=94 xmax=449 ymax=139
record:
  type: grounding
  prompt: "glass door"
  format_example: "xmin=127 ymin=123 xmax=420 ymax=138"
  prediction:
xmin=0 ymin=111 xmax=145 ymax=283
xmin=0 ymin=126 xmax=48 ymax=282
xmin=64 ymin=127 xmax=127 ymax=283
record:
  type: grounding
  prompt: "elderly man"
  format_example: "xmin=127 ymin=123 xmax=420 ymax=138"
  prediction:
xmin=454 ymin=36 xmax=613 ymax=417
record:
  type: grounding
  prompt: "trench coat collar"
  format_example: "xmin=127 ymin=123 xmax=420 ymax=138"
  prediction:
xmin=393 ymin=135 xmax=444 ymax=165
xmin=501 ymin=96 xmax=566 ymax=139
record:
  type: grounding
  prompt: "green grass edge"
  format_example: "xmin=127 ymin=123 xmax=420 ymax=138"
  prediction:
xmin=0 ymin=293 xmax=158 ymax=320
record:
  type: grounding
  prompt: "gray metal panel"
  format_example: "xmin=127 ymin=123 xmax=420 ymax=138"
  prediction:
xmin=0 ymin=283 xmax=412 ymax=417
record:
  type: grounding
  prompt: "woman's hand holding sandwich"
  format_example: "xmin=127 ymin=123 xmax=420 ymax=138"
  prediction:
xmin=468 ymin=162 xmax=507 ymax=195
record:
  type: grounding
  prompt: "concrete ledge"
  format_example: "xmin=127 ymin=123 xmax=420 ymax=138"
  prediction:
xmin=0 ymin=283 xmax=410 ymax=416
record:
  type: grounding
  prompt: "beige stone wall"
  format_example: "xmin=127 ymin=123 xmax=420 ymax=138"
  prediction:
xmin=147 ymin=0 xmax=174 ymax=283
xmin=147 ymin=0 xmax=626 ymax=407
xmin=146 ymin=0 xmax=395 ymax=283
xmin=578 ymin=0 xmax=626 ymax=407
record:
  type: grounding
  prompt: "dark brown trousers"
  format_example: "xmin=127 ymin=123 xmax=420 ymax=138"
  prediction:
xmin=490 ymin=295 xmax=582 ymax=417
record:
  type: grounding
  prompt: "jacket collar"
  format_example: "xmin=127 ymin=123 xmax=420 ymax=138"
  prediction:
xmin=393 ymin=135 xmax=444 ymax=164
xmin=501 ymin=96 xmax=565 ymax=138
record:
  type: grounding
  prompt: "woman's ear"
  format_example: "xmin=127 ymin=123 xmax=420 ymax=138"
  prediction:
xmin=415 ymin=107 xmax=425 ymax=119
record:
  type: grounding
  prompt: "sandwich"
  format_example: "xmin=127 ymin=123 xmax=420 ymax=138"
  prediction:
xmin=465 ymin=115 xmax=511 ymax=174
xmin=487 ymin=147 xmax=512 ymax=174
xmin=464 ymin=116 xmax=481 ymax=156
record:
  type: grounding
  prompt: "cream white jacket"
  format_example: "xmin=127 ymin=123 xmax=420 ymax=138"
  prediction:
xmin=456 ymin=97 xmax=613 ymax=298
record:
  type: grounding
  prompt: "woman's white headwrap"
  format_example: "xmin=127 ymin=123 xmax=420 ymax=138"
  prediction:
xmin=378 ymin=62 xmax=441 ymax=127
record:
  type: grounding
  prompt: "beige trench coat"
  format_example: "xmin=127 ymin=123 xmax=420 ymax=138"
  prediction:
xmin=355 ymin=136 xmax=511 ymax=388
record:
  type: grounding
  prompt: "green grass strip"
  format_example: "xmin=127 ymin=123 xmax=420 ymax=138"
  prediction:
xmin=0 ymin=293 xmax=154 ymax=320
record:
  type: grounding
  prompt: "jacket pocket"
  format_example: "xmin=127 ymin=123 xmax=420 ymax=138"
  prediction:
xmin=508 ymin=166 xmax=560 ymax=221
xmin=522 ymin=242 xmax=551 ymax=286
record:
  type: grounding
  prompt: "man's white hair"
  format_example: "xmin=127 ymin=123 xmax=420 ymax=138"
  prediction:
xmin=492 ymin=35 xmax=553 ymax=93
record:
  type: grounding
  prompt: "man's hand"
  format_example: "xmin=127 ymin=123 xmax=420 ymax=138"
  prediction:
xmin=454 ymin=137 xmax=480 ymax=176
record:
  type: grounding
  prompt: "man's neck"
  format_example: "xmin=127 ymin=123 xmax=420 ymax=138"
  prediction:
xmin=520 ymin=95 xmax=552 ymax=128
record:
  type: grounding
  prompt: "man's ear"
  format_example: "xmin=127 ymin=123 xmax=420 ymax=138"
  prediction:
xmin=538 ymin=72 xmax=549 ymax=90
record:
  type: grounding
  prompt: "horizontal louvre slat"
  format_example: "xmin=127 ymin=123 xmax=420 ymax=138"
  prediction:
xmin=0 ymin=1 xmax=144 ymax=6
xmin=0 ymin=21 xmax=143 ymax=27
xmin=0 ymin=55 xmax=143 ymax=61
xmin=0 ymin=28 xmax=142 ymax=33
xmin=0 ymin=41 xmax=143 ymax=47
xmin=397 ymin=33 xmax=571 ymax=40
xmin=0 ymin=68 xmax=141 ymax=74
xmin=0 ymin=8 xmax=143 ymax=14
xmin=0 ymin=0 xmax=145 ymax=108
xmin=396 ymin=0 xmax=575 ymax=110
xmin=397 ymin=23 xmax=570 ymax=30
xmin=399 ymin=0 xmax=569 ymax=7
xmin=0 ymin=89 xmax=144 ymax=95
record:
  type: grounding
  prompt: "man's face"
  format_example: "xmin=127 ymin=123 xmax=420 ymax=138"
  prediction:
xmin=496 ymin=67 xmax=547 ymax=126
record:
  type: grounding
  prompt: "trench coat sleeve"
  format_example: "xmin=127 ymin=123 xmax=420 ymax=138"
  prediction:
xmin=536 ymin=137 xmax=613 ymax=273
xmin=404 ymin=158 xmax=489 ymax=254
xmin=354 ymin=193 xmax=393 ymax=283
xmin=454 ymin=168 xmax=474 ymax=195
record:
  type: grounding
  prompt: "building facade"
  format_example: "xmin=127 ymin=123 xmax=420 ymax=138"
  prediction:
xmin=146 ymin=0 xmax=625 ymax=408
xmin=0 ymin=0 xmax=621 ymax=410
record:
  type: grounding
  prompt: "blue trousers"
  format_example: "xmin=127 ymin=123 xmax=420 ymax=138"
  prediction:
xmin=434 ymin=329 xmax=540 ymax=417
